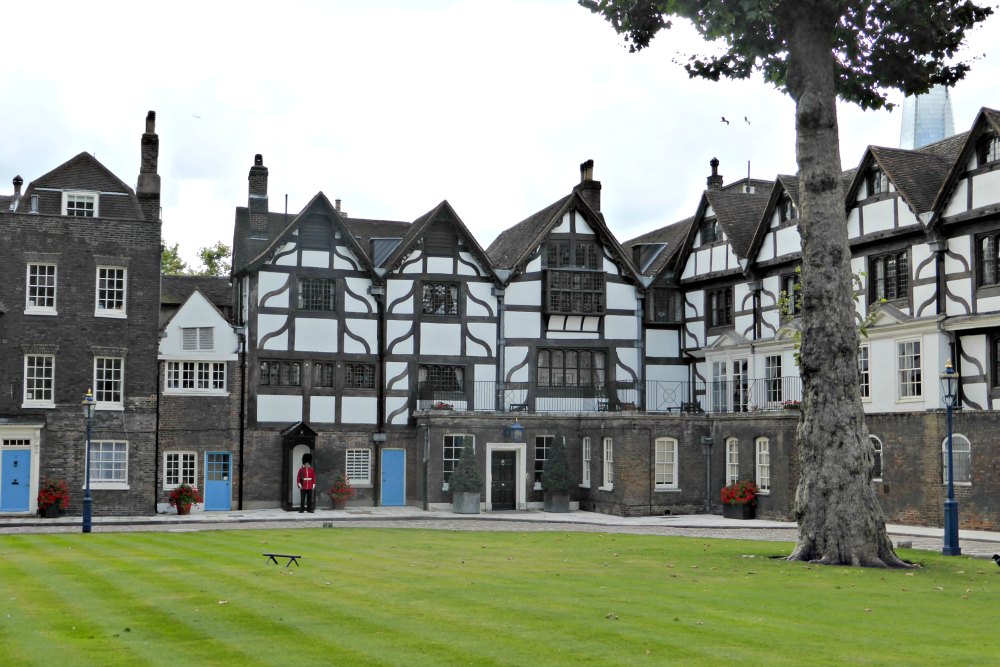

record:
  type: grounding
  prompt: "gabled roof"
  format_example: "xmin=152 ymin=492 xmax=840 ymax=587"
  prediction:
xmin=745 ymin=177 xmax=796 ymax=264
xmin=20 ymin=152 xmax=142 ymax=218
xmin=234 ymin=192 xmax=378 ymax=278
xmin=928 ymin=107 xmax=1000 ymax=227
xmin=870 ymin=146 xmax=951 ymax=214
xmin=623 ymin=216 xmax=695 ymax=278
xmin=161 ymin=275 xmax=232 ymax=308
xmin=343 ymin=217 xmax=411 ymax=259
xmin=703 ymin=187 xmax=771 ymax=260
xmin=159 ymin=285 xmax=232 ymax=332
xmin=380 ymin=200 xmax=497 ymax=280
xmin=486 ymin=191 xmax=639 ymax=284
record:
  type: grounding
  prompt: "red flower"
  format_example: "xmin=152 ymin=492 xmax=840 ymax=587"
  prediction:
xmin=328 ymin=474 xmax=356 ymax=500
xmin=166 ymin=484 xmax=203 ymax=507
xmin=37 ymin=479 xmax=70 ymax=510
xmin=721 ymin=480 xmax=760 ymax=506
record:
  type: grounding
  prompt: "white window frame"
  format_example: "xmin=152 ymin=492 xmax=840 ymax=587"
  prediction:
xmin=63 ymin=191 xmax=98 ymax=217
xmin=942 ymin=434 xmax=971 ymax=486
xmin=581 ymin=436 xmax=591 ymax=488
xmin=755 ymin=437 xmax=770 ymax=494
xmin=164 ymin=361 xmax=227 ymax=394
xmin=600 ymin=437 xmax=613 ymax=490
xmin=87 ymin=440 xmax=128 ymax=489
xmin=858 ymin=345 xmax=870 ymax=401
xmin=654 ymin=437 xmax=679 ymax=490
xmin=95 ymin=266 xmax=127 ymax=318
xmin=181 ymin=327 xmax=215 ymax=351
xmin=726 ymin=437 xmax=739 ymax=484
xmin=94 ymin=356 xmax=124 ymax=409
xmin=764 ymin=355 xmax=783 ymax=405
xmin=870 ymin=435 xmax=883 ymax=482
xmin=896 ymin=339 xmax=922 ymax=401
xmin=346 ymin=448 xmax=373 ymax=486
xmin=25 ymin=263 xmax=57 ymax=314
xmin=163 ymin=451 xmax=197 ymax=489
xmin=442 ymin=434 xmax=473 ymax=490
xmin=533 ymin=435 xmax=553 ymax=490
xmin=23 ymin=354 xmax=55 ymax=408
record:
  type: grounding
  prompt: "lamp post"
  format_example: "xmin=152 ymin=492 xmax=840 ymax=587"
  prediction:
xmin=939 ymin=360 xmax=961 ymax=556
xmin=82 ymin=389 xmax=95 ymax=534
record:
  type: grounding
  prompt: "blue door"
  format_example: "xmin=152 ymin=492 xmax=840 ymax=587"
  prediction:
xmin=1 ymin=450 xmax=31 ymax=512
xmin=381 ymin=449 xmax=405 ymax=506
xmin=203 ymin=452 xmax=231 ymax=511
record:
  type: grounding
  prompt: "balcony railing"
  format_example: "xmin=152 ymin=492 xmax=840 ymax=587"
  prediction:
xmin=416 ymin=377 xmax=803 ymax=415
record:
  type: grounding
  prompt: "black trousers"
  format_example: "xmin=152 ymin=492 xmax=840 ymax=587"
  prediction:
xmin=299 ymin=488 xmax=315 ymax=512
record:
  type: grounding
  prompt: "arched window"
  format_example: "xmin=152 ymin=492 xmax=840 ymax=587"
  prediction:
xmin=755 ymin=437 xmax=770 ymax=492
xmin=725 ymin=437 xmax=739 ymax=484
xmin=942 ymin=434 xmax=971 ymax=485
xmin=869 ymin=435 xmax=883 ymax=481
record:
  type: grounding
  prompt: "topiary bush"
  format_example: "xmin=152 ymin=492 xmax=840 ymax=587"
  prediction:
xmin=542 ymin=434 xmax=574 ymax=493
xmin=449 ymin=444 xmax=482 ymax=494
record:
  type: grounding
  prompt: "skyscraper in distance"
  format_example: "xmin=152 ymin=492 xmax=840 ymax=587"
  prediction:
xmin=899 ymin=86 xmax=955 ymax=149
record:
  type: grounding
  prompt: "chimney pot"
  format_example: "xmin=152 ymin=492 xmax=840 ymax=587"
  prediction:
xmin=13 ymin=175 xmax=22 ymax=195
xmin=707 ymin=157 xmax=724 ymax=190
xmin=145 ymin=110 xmax=156 ymax=133
xmin=255 ymin=154 xmax=263 ymax=167
xmin=580 ymin=159 xmax=594 ymax=183
xmin=335 ymin=199 xmax=341 ymax=212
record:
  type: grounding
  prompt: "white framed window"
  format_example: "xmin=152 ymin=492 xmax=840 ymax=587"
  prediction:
xmin=181 ymin=327 xmax=215 ymax=351
xmin=858 ymin=345 xmax=870 ymax=400
xmin=164 ymin=452 xmax=197 ymax=488
xmin=654 ymin=437 xmax=679 ymax=490
xmin=165 ymin=361 xmax=227 ymax=393
xmin=63 ymin=191 xmax=98 ymax=217
xmin=346 ymin=448 xmax=372 ymax=486
xmin=897 ymin=339 xmax=922 ymax=399
xmin=94 ymin=357 xmax=124 ymax=408
xmin=581 ymin=437 xmax=591 ymax=488
xmin=88 ymin=440 xmax=128 ymax=488
xmin=601 ymin=437 xmax=613 ymax=490
xmin=765 ymin=355 xmax=783 ymax=404
xmin=942 ymin=434 xmax=971 ymax=485
xmin=755 ymin=437 xmax=770 ymax=493
xmin=23 ymin=354 xmax=55 ymax=407
xmin=25 ymin=263 xmax=57 ymax=313
xmin=726 ymin=437 xmax=739 ymax=484
xmin=534 ymin=435 xmax=553 ymax=489
xmin=442 ymin=434 xmax=473 ymax=488
xmin=870 ymin=435 xmax=883 ymax=481
xmin=96 ymin=266 xmax=127 ymax=317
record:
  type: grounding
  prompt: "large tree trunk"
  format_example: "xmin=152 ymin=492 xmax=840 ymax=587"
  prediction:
xmin=784 ymin=3 xmax=910 ymax=568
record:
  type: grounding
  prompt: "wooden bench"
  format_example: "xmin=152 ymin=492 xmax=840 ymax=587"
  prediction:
xmin=263 ymin=552 xmax=301 ymax=567
xmin=508 ymin=403 xmax=528 ymax=412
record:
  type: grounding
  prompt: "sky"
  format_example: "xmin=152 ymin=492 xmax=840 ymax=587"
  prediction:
xmin=3 ymin=0 xmax=999 ymax=266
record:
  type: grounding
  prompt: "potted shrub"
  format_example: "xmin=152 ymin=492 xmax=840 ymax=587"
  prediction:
xmin=167 ymin=484 xmax=203 ymax=515
xmin=37 ymin=479 xmax=70 ymax=518
xmin=328 ymin=473 xmax=356 ymax=509
xmin=449 ymin=445 xmax=481 ymax=514
xmin=542 ymin=435 xmax=574 ymax=513
xmin=720 ymin=480 xmax=760 ymax=520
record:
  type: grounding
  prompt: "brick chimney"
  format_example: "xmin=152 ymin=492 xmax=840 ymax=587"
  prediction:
xmin=137 ymin=111 xmax=161 ymax=222
xmin=10 ymin=175 xmax=22 ymax=211
xmin=248 ymin=154 xmax=269 ymax=237
xmin=573 ymin=159 xmax=601 ymax=212
xmin=707 ymin=157 xmax=724 ymax=190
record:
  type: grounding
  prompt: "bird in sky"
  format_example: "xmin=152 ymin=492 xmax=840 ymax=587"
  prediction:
xmin=745 ymin=116 xmax=751 ymax=125
xmin=721 ymin=117 xmax=730 ymax=125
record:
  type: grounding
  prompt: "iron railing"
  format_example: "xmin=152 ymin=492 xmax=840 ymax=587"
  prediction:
xmin=416 ymin=377 xmax=803 ymax=415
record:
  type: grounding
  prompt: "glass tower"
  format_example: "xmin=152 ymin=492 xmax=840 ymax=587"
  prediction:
xmin=899 ymin=86 xmax=955 ymax=149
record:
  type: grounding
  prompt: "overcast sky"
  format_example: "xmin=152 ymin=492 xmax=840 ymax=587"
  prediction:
xmin=3 ymin=1 xmax=998 ymax=265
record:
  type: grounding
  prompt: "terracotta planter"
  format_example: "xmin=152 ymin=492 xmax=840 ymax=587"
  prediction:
xmin=722 ymin=503 xmax=756 ymax=520
xmin=176 ymin=503 xmax=192 ymax=516
xmin=332 ymin=497 xmax=348 ymax=510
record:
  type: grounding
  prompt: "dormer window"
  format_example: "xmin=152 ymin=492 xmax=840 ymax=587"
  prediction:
xmin=866 ymin=168 xmax=889 ymax=197
xmin=977 ymin=133 xmax=1000 ymax=167
xmin=779 ymin=196 xmax=798 ymax=223
xmin=699 ymin=218 xmax=720 ymax=245
xmin=63 ymin=191 xmax=98 ymax=217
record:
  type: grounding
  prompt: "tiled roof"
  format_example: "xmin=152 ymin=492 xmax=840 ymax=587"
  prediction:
xmin=486 ymin=194 xmax=572 ymax=269
xmin=872 ymin=146 xmax=952 ymax=214
xmin=623 ymin=216 xmax=694 ymax=276
xmin=344 ymin=217 xmax=411 ymax=258
xmin=705 ymin=187 xmax=771 ymax=260
xmin=161 ymin=275 xmax=232 ymax=307
xmin=232 ymin=207 xmax=294 ymax=272
xmin=917 ymin=131 xmax=969 ymax=161
xmin=776 ymin=175 xmax=799 ymax=204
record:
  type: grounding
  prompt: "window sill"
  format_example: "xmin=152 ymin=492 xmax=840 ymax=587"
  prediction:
xmin=895 ymin=396 xmax=923 ymax=403
xmin=757 ymin=490 xmax=770 ymax=496
xmin=24 ymin=309 xmax=57 ymax=316
xmin=579 ymin=483 xmax=590 ymax=489
xmin=943 ymin=482 xmax=972 ymax=487
xmin=164 ymin=390 xmax=229 ymax=397
xmin=96 ymin=404 xmax=124 ymax=411
xmin=598 ymin=485 xmax=614 ymax=492
xmin=654 ymin=486 xmax=681 ymax=493
xmin=83 ymin=483 xmax=129 ymax=491
xmin=21 ymin=402 xmax=55 ymax=409
xmin=95 ymin=310 xmax=127 ymax=319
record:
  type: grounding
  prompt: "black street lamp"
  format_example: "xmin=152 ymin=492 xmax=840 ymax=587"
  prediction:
xmin=503 ymin=417 xmax=525 ymax=443
xmin=939 ymin=360 xmax=961 ymax=556
xmin=82 ymin=389 xmax=95 ymax=534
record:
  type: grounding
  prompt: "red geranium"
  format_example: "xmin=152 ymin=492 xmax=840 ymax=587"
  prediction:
xmin=720 ymin=480 xmax=760 ymax=506
xmin=37 ymin=479 xmax=70 ymax=511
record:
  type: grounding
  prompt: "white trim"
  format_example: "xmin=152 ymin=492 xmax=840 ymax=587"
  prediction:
xmin=654 ymin=437 xmax=679 ymax=490
xmin=580 ymin=436 xmax=591 ymax=488
xmin=602 ymin=436 xmax=613 ymax=490
xmin=22 ymin=354 xmax=55 ymax=408
xmin=755 ymin=436 xmax=771 ymax=493
xmin=24 ymin=263 xmax=57 ymax=315
xmin=95 ymin=266 xmax=127 ymax=318
xmin=485 ymin=442 xmax=527 ymax=510
xmin=895 ymin=338 xmax=922 ymax=402
xmin=62 ymin=190 xmax=99 ymax=217
xmin=346 ymin=448 xmax=373 ymax=487
xmin=163 ymin=451 xmax=198 ymax=489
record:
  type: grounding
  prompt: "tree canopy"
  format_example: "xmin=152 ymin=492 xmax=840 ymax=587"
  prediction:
xmin=161 ymin=241 xmax=232 ymax=277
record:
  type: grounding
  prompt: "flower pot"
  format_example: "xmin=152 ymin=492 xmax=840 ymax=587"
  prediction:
xmin=451 ymin=491 xmax=481 ymax=514
xmin=40 ymin=504 xmax=61 ymax=518
xmin=723 ymin=503 xmax=756 ymax=520
xmin=332 ymin=497 xmax=348 ymax=510
xmin=176 ymin=503 xmax=192 ymax=516
xmin=543 ymin=491 xmax=570 ymax=513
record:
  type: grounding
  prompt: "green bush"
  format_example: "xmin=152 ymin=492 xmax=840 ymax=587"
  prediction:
xmin=449 ymin=444 xmax=482 ymax=493
xmin=542 ymin=434 xmax=574 ymax=493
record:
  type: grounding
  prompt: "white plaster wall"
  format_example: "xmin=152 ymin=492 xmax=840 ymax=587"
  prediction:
xmin=386 ymin=396 xmax=410 ymax=425
xmin=505 ymin=311 xmax=541 ymax=339
xmin=466 ymin=283 xmax=496 ymax=317
xmin=759 ymin=310 xmax=781 ymax=339
xmin=420 ymin=322 xmax=461 ymax=355
xmin=258 ymin=314 xmax=289 ymax=350
xmin=341 ymin=396 xmax=377 ymax=424
xmin=646 ymin=364 xmax=687 ymax=382
xmin=946 ymin=278 xmax=973 ymax=315
xmin=576 ymin=214 xmax=594 ymax=235
xmin=913 ymin=283 xmax=937 ymax=316
xmin=847 ymin=208 xmax=861 ymax=239
xmin=685 ymin=290 xmax=704 ymax=319
xmin=863 ymin=199 xmax=896 ymax=234
xmin=615 ymin=347 xmax=639 ymax=379
xmin=386 ymin=321 xmax=414 ymax=355
xmin=547 ymin=315 xmax=599 ymax=333
xmin=384 ymin=362 xmax=409 ymax=391
xmin=258 ymin=394 xmax=302 ymax=422
xmin=344 ymin=277 xmax=376 ymax=312
xmin=607 ymin=282 xmax=638 ymax=310
xmin=605 ymin=315 xmax=635 ymax=340
xmin=945 ymin=235 xmax=971 ymax=274
xmin=978 ymin=294 xmax=1000 ymax=312
xmin=258 ymin=271 xmax=289 ymax=307
xmin=601 ymin=253 xmax=621 ymax=276
xmin=309 ymin=396 xmax=337 ymax=423
xmin=775 ymin=226 xmax=800 ymax=257
xmin=912 ymin=244 xmax=934 ymax=276
xmin=474 ymin=363 xmax=495 ymax=384
xmin=506 ymin=347 xmax=530 ymax=382
xmin=343 ymin=319 xmax=378 ymax=354
xmin=686 ymin=321 xmax=706 ymax=348
xmin=400 ymin=250 xmax=424 ymax=274
xmin=646 ymin=329 xmax=680 ymax=358
xmin=294 ymin=318 xmax=338 ymax=353
xmin=898 ymin=205 xmax=919 ymax=228
xmin=504 ymin=280 xmax=540 ymax=307
xmin=758 ymin=233 xmax=775 ymax=262
xmin=332 ymin=247 xmax=361 ymax=271
xmin=681 ymin=255 xmax=695 ymax=280
xmin=711 ymin=244 xmax=728 ymax=271
xmin=426 ymin=256 xmax=453 ymax=274
xmin=466 ymin=323 xmax=497 ymax=356
xmin=545 ymin=331 xmax=599 ymax=340
xmin=734 ymin=313 xmax=754 ymax=338
xmin=387 ymin=280 xmax=415 ymax=315
xmin=301 ymin=250 xmax=329 ymax=268
xmin=943 ymin=179 xmax=969 ymax=217
xmin=275 ymin=244 xmax=297 ymax=266
xmin=160 ymin=292 xmax=238 ymax=359
xmin=972 ymin=170 xmax=1000 ymax=209
xmin=552 ymin=212 xmax=572 ymax=234
xmin=525 ymin=255 xmax=542 ymax=273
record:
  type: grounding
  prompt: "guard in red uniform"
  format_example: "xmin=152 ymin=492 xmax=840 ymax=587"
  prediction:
xmin=296 ymin=454 xmax=316 ymax=513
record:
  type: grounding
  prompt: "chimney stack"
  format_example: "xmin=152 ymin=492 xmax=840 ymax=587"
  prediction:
xmin=573 ymin=159 xmax=601 ymax=212
xmin=137 ymin=111 xmax=161 ymax=222
xmin=707 ymin=157 xmax=724 ymax=190
xmin=249 ymin=154 xmax=270 ymax=237
xmin=10 ymin=175 xmax=22 ymax=211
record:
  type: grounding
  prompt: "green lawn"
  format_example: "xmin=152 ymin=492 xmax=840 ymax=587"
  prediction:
xmin=0 ymin=528 xmax=996 ymax=666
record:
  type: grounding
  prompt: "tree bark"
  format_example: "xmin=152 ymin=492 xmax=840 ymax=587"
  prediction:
xmin=784 ymin=2 xmax=910 ymax=568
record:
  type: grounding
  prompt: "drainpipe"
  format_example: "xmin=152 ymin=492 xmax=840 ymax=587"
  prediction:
xmin=371 ymin=280 xmax=386 ymax=507
xmin=422 ymin=418 xmax=430 ymax=510
xmin=154 ymin=358 xmax=161 ymax=514
xmin=237 ymin=328 xmax=247 ymax=510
